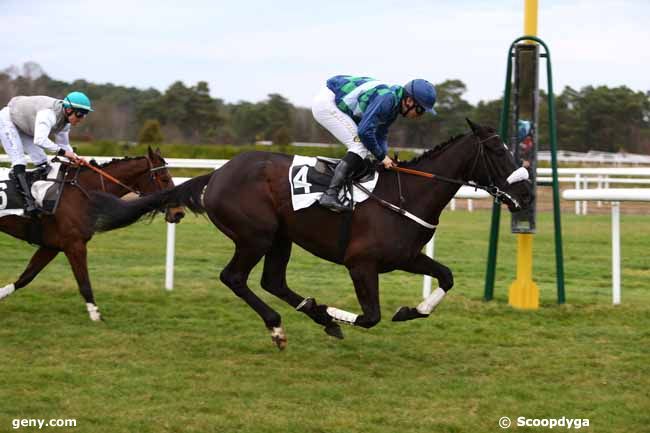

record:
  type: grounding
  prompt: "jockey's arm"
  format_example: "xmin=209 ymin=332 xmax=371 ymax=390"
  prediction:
xmin=33 ymin=109 xmax=69 ymax=153
xmin=54 ymin=124 xmax=73 ymax=153
xmin=357 ymin=94 xmax=395 ymax=162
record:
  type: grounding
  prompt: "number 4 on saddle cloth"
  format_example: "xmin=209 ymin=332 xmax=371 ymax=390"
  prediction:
xmin=0 ymin=163 xmax=67 ymax=217
xmin=289 ymin=155 xmax=379 ymax=211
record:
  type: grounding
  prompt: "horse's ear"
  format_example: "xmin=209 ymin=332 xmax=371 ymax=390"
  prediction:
xmin=155 ymin=147 xmax=161 ymax=156
xmin=466 ymin=118 xmax=480 ymax=135
xmin=147 ymin=145 xmax=154 ymax=158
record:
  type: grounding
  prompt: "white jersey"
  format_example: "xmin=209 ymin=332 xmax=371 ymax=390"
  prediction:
xmin=7 ymin=96 xmax=72 ymax=153
xmin=0 ymin=96 xmax=73 ymax=166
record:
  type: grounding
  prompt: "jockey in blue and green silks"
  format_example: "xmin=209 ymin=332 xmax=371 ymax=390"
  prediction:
xmin=312 ymin=75 xmax=438 ymax=212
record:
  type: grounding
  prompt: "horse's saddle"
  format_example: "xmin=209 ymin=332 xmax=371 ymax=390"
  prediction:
xmin=0 ymin=163 xmax=67 ymax=217
xmin=313 ymin=156 xmax=376 ymax=184
xmin=289 ymin=155 xmax=379 ymax=211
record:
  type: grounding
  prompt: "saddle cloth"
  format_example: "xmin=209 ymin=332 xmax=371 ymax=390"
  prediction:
xmin=289 ymin=155 xmax=379 ymax=211
xmin=0 ymin=162 xmax=64 ymax=217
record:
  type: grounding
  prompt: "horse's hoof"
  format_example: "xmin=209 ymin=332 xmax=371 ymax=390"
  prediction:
xmin=324 ymin=323 xmax=344 ymax=339
xmin=269 ymin=326 xmax=288 ymax=350
xmin=272 ymin=336 xmax=288 ymax=350
xmin=392 ymin=306 xmax=429 ymax=322
xmin=392 ymin=306 xmax=412 ymax=322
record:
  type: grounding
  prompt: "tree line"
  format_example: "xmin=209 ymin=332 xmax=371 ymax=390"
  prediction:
xmin=2 ymin=62 xmax=649 ymax=154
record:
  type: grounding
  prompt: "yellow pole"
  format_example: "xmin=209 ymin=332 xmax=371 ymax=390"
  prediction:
xmin=509 ymin=0 xmax=540 ymax=309
xmin=524 ymin=0 xmax=538 ymax=37
xmin=509 ymin=234 xmax=540 ymax=309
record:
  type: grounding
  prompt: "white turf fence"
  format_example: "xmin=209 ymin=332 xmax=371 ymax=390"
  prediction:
xmin=562 ymin=188 xmax=650 ymax=305
xmin=2 ymin=155 xmax=649 ymax=305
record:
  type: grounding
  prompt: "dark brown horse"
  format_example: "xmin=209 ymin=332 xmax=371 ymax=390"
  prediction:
xmin=91 ymin=120 xmax=532 ymax=348
xmin=0 ymin=147 xmax=184 ymax=320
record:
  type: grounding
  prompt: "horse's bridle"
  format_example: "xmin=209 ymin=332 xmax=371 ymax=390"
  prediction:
xmin=355 ymin=133 xmax=526 ymax=229
xmin=144 ymin=155 xmax=169 ymax=192
xmin=465 ymin=134 xmax=519 ymax=205
xmin=63 ymin=156 xmax=169 ymax=199
xmin=392 ymin=133 xmax=520 ymax=206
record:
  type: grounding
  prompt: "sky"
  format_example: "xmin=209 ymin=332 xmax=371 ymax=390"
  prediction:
xmin=2 ymin=0 xmax=649 ymax=107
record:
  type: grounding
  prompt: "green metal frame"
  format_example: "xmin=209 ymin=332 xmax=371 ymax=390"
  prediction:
xmin=483 ymin=35 xmax=566 ymax=304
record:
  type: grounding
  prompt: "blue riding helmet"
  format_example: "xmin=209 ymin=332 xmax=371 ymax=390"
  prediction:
xmin=404 ymin=79 xmax=437 ymax=115
xmin=63 ymin=91 xmax=94 ymax=112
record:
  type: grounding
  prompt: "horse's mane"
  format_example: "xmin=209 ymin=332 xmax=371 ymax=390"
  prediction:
xmin=400 ymin=133 xmax=468 ymax=167
xmin=82 ymin=156 xmax=147 ymax=171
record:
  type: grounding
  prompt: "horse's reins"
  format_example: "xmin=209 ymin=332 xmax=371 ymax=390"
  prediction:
xmin=388 ymin=134 xmax=519 ymax=202
xmin=354 ymin=134 xmax=518 ymax=229
xmin=389 ymin=134 xmax=499 ymax=190
xmin=78 ymin=159 xmax=141 ymax=195
xmin=64 ymin=156 xmax=168 ymax=199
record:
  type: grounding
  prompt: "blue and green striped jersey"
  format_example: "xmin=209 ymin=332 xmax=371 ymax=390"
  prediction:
xmin=326 ymin=75 xmax=404 ymax=161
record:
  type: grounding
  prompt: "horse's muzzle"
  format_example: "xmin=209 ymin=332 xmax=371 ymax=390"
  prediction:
xmin=165 ymin=206 xmax=186 ymax=224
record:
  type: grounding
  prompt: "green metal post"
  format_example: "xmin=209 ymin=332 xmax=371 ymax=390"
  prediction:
xmin=484 ymin=35 xmax=565 ymax=303
xmin=484 ymin=42 xmax=514 ymax=301
xmin=539 ymin=39 xmax=566 ymax=304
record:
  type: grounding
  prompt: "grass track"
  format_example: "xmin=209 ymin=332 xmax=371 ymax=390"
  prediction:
xmin=0 ymin=211 xmax=648 ymax=432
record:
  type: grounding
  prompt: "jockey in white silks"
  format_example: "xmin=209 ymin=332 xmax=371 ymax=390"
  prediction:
xmin=0 ymin=91 xmax=90 ymax=215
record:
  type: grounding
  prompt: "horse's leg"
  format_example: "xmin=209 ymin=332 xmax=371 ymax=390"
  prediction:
xmin=391 ymin=253 xmax=454 ymax=322
xmin=0 ymin=247 xmax=59 ymax=300
xmin=220 ymin=246 xmax=288 ymax=349
xmin=325 ymin=261 xmax=381 ymax=329
xmin=259 ymin=236 xmax=343 ymax=339
xmin=63 ymin=242 xmax=101 ymax=321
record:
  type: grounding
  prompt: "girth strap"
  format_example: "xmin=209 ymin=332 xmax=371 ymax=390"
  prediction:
xmin=354 ymin=183 xmax=436 ymax=230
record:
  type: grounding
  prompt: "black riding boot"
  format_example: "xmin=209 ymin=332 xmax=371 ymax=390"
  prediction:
xmin=13 ymin=165 xmax=38 ymax=216
xmin=318 ymin=152 xmax=363 ymax=212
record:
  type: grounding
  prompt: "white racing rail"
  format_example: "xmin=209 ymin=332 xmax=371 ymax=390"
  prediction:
xmin=562 ymin=188 xmax=650 ymax=305
xmin=2 ymin=154 xmax=649 ymax=299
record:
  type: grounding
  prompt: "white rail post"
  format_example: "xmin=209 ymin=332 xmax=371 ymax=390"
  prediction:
xmin=450 ymin=198 xmax=456 ymax=211
xmin=467 ymin=199 xmax=474 ymax=212
xmin=582 ymin=178 xmax=589 ymax=215
xmin=611 ymin=202 xmax=621 ymax=305
xmin=165 ymin=222 xmax=176 ymax=291
xmin=422 ymin=234 xmax=435 ymax=299
xmin=597 ymin=175 xmax=603 ymax=207
xmin=575 ymin=174 xmax=581 ymax=215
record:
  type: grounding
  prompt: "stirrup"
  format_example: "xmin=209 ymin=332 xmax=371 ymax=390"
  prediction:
xmin=319 ymin=193 xmax=349 ymax=212
xmin=24 ymin=204 xmax=40 ymax=217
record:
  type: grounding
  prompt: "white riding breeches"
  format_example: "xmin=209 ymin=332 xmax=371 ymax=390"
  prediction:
xmin=311 ymin=87 xmax=369 ymax=159
xmin=0 ymin=107 xmax=48 ymax=166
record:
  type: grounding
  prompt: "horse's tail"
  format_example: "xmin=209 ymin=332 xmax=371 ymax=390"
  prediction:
xmin=91 ymin=173 xmax=212 ymax=232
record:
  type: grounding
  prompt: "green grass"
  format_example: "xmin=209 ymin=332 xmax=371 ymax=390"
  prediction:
xmin=0 ymin=211 xmax=648 ymax=432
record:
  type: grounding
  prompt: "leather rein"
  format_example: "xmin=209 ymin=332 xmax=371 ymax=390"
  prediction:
xmin=390 ymin=134 xmax=501 ymax=192
xmin=64 ymin=156 xmax=167 ymax=199
xmin=355 ymin=134 xmax=514 ymax=230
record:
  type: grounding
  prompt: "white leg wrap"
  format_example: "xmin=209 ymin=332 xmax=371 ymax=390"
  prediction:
xmin=416 ymin=287 xmax=446 ymax=315
xmin=0 ymin=283 xmax=15 ymax=300
xmin=326 ymin=307 xmax=358 ymax=325
xmin=270 ymin=326 xmax=285 ymax=339
xmin=86 ymin=303 xmax=101 ymax=321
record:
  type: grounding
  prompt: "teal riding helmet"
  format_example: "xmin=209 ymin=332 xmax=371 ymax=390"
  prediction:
xmin=63 ymin=91 xmax=94 ymax=112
